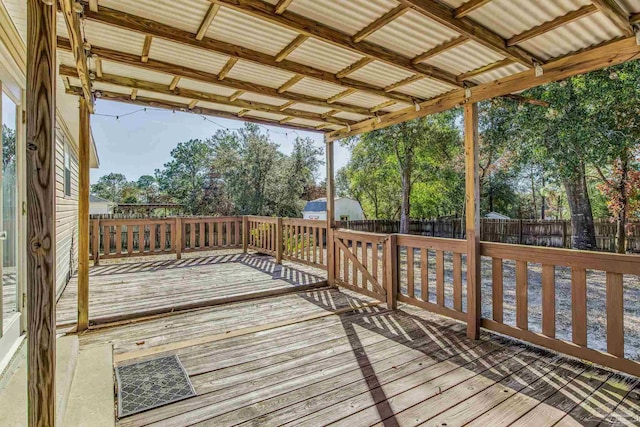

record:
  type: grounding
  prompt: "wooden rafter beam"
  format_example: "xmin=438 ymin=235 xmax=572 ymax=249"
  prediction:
xmin=82 ymin=5 xmax=420 ymax=103
xmin=370 ymin=100 xmax=396 ymax=113
xmin=335 ymin=57 xmax=374 ymax=79
xmin=275 ymin=34 xmax=308 ymax=62
xmin=196 ymin=3 xmax=220 ymax=40
xmin=385 ymin=74 xmax=423 ymax=92
xmin=278 ymin=100 xmax=296 ymax=111
xmin=326 ymin=36 xmax=640 ymax=141
xmin=327 ymin=88 xmax=357 ymax=104
xmin=228 ymin=90 xmax=244 ymax=101
xmin=398 ymin=0 xmax=541 ymax=67
xmin=208 ymin=0 xmax=462 ymax=88
xmin=59 ymin=38 xmax=375 ymax=116
xmin=508 ymin=5 xmax=599 ymax=46
xmin=218 ymin=57 xmax=238 ymax=80
xmin=130 ymin=88 xmax=137 ymax=99
xmin=274 ymin=0 xmax=293 ymax=14
xmin=88 ymin=0 xmax=98 ymax=12
xmin=277 ymin=74 xmax=304 ymax=93
xmin=60 ymin=64 xmax=355 ymax=126
xmin=141 ymin=35 xmax=152 ymax=62
xmin=188 ymin=99 xmax=198 ymax=109
xmin=71 ymin=86 xmax=328 ymax=132
xmin=457 ymin=58 xmax=513 ymax=82
xmin=412 ymin=36 xmax=468 ymax=64
xmin=94 ymin=55 xmax=103 ymax=77
xmin=237 ymin=108 xmax=250 ymax=117
xmin=60 ymin=0 xmax=94 ymax=112
xmin=169 ymin=76 xmax=181 ymax=90
xmin=454 ymin=0 xmax=494 ymax=18
xmin=352 ymin=5 xmax=409 ymax=43
xmin=592 ymin=0 xmax=634 ymax=36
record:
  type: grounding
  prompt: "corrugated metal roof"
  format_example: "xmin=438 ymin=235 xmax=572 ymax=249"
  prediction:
xmin=238 ymin=92 xmax=290 ymax=107
xmin=303 ymin=200 xmax=327 ymax=212
xmin=206 ymin=6 xmax=299 ymax=56
xmin=286 ymin=0 xmax=400 ymax=35
xmin=288 ymin=78 xmax=345 ymax=99
xmin=397 ymin=78 xmax=454 ymax=100
xmin=340 ymin=91 xmax=392 ymax=109
xmin=285 ymin=38 xmax=364 ymax=74
xmin=425 ymin=41 xmax=506 ymax=75
xmin=99 ymin=61 xmax=174 ymax=86
xmin=367 ymin=9 xmax=461 ymax=58
xmin=83 ymin=20 xmax=145 ymax=56
xmin=226 ymin=59 xmax=295 ymax=89
xmin=99 ymin=0 xmax=211 ymax=34
xmin=148 ymin=38 xmax=230 ymax=75
xmin=176 ymin=78 xmax=237 ymax=98
xmin=348 ymin=61 xmax=415 ymax=89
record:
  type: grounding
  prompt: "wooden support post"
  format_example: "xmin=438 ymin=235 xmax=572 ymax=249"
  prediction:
xmin=27 ymin=0 xmax=57 ymax=424
xmin=92 ymin=219 xmax=100 ymax=265
xmin=465 ymin=102 xmax=481 ymax=340
xmin=325 ymin=137 xmax=336 ymax=286
xmin=175 ymin=217 xmax=182 ymax=259
xmin=385 ymin=234 xmax=398 ymax=309
xmin=77 ymin=97 xmax=90 ymax=331
xmin=242 ymin=216 xmax=248 ymax=253
xmin=275 ymin=217 xmax=283 ymax=264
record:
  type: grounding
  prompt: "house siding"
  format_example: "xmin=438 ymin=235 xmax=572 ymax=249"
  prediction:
xmin=55 ymin=131 xmax=79 ymax=297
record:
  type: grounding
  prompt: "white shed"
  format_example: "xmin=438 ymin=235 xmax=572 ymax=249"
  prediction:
xmin=302 ymin=197 xmax=364 ymax=221
xmin=89 ymin=194 xmax=116 ymax=215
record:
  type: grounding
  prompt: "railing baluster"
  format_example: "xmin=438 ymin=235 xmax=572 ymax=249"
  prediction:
xmin=453 ymin=252 xmax=462 ymax=311
xmin=407 ymin=246 xmax=414 ymax=298
xmin=492 ymin=258 xmax=503 ymax=323
xmin=127 ymin=226 xmax=133 ymax=255
xmin=235 ymin=220 xmax=240 ymax=246
xmin=420 ymin=248 xmax=428 ymax=302
xmin=139 ymin=225 xmax=146 ymax=253
xmin=572 ymin=267 xmax=587 ymax=346
xmin=115 ymin=225 xmax=122 ymax=255
xmin=516 ymin=260 xmax=528 ymax=330
xmin=372 ymin=242 xmax=378 ymax=283
xmin=199 ymin=222 xmax=205 ymax=249
xmin=343 ymin=239 xmax=348 ymax=283
xmin=606 ymin=272 xmax=624 ymax=357
xmin=103 ymin=225 xmax=111 ymax=256
xmin=319 ymin=228 xmax=324 ymax=265
xmin=160 ymin=223 xmax=166 ymax=252
xmin=149 ymin=224 xmax=156 ymax=253
xmin=436 ymin=250 xmax=444 ymax=306
xmin=542 ymin=264 xmax=555 ymax=337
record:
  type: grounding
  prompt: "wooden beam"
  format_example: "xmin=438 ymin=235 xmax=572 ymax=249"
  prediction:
xmin=592 ymin=0 xmax=634 ymax=36
xmin=218 ymin=57 xmax=238 ymax=80
xmin=335 ymin=57 xmax=374 ymax=79
xmin=72 ymin=86 xmax=326 ymax=132
xmin=454 ymin=0 xmax=494 ymax=18
xmin=27 ymin=0 xmax=57 ymax=424
xmin=631 ymin=12 xmax=640 ymax=24
xmin=370 ymin=100 xmax=396 ymax=113
xmin=77 ymin=97 xmax=90 ymax=332
xmin=464 ymin=102 xmax=481 ymax=339
xmin=83 ymin=5 xmax=422 ymax=103
xmin=228 ymin=90 xmax=244 ymax=101
xmin=237 ymin=108 xmax=250 ymax=117
xmin=457 ymin=58 xmax=513 ymax=82
xmin=412 ymin=36 xmax=468 ymax=64
xmin=275 ymin=34 xmax=308 ymax=62
xmin=279 ymin=116 xmax=294 ymax=124
xmin=277 ymin=74 xmax=304 ymax=93
xmin=169 ymin=76 xmax=181 ymax=90
xmin=130 ymin=88 xmax=137 ymax=100
xmin=278 ymin=100 xmax=296 ymax=111
xmin=327 ymin=88 xmax=357 ymax=103
xmin=141 ymin=35 xmax=152 ymax=62
xmin=60 ymin=0 xmax=94 ymax=112
xmin=59 ymin=65 xmax=355 ymax=125
xmin=94 ymin=55 xmax=103 ymax=77
xmin=508 ymin=5 xmax=598 ymax=46
xmin=399 ymin=0 xmax=540 ymax=67
xmin=325 ymin=135 xmax=336 ymax=286
xmin=58 ymin=38 xmax=376 ymax=116
xmin=188 ymin=99 xmax=198 ymax=109
xmin=209 ymin=0 xmax=461 ymax=88
xmin=88 ymin=0 xmax=98 ymax=12
xmin=274 ymin=0 xmax=293 ymax=14
xmin=352 ymin=5 xmax=409 ymax=43
xmin=326 ymin=36 xmax=640 ymax=141
xmin=384 ymin=74 xmax=423 ymax=92
xmin=196 ymin=3 xmax=220 ymax=41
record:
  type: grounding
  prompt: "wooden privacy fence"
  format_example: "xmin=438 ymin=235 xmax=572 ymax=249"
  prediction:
xmin=338 ymin=218 xmax=640 ymax=252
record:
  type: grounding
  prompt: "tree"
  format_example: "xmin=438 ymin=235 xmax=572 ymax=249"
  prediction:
xmin=156 ymin=139 xmax=215 ymax=214
xmin=136 ymin=175 xmax=159 ymax=203
xmin=91 ymin=173 xmax=138 ymax=203
xmin=2 ymin=125 xmax=16 ymax=168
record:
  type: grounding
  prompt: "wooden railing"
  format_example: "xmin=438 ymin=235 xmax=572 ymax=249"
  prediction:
xmin=91 ymin=218 xmax=178 ymax=260
xmin=181 ymin=217 xmax=242 ymax=254
xmin=395 ymin=235 xmax=467 ymax=322
xmin=282 ymin=218 xmax=327 ymax=269
xmin=332 ymin=229 xmax=387 ymax=301
xmin=246 ymin=216 xmax=279 ymax=257
xmin=480 ymin=242 xmax=640 ymax=376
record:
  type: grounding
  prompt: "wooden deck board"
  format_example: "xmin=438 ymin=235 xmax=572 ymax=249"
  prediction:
xmin=56 ymin=252 xmax=327 ymax=326
xmin=68 ymin=271 xmax=639 ymax=427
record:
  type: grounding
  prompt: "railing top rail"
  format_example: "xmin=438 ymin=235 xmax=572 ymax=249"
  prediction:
xmin=246 ymin=215 xmax=278 ymax=224
xmin=282 ymin=218 xmax=326 ymax=227
xmin=181 ymin=216 xmax=242 ymax=224
xmin=397 ymin=234 xmax=467 ymax=253
xmin=98 ymin=218 xmax=177 ymax=226
xmin=481 ymin=241 xmax=640 ymax=275
xmin=334 ymin=228 xmax=388 ymax=243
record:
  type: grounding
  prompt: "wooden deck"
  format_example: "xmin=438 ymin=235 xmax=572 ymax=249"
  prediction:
xmin=77 ymin=286 xmax=640 ymax=427
xmin=56 ymin=251 xmax=327 ymax=327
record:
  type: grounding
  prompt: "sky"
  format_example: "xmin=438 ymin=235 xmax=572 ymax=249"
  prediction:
xmin=89 ymin=100 xmax=352 ymax=185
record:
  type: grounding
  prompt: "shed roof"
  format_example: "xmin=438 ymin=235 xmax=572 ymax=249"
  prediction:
xmin=24 ymin=0 xmax=640 ymax=139
xmin=89 ymin=194 xmax=114 ymax=204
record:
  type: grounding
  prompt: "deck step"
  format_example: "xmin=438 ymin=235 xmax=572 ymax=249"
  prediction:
xmin=63 ymin=343 xmax=115 ymax=426
xmin=0 ymin=335 xmax=80 ymax=427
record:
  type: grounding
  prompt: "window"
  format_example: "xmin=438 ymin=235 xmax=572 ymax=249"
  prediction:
xmin=340 ymin=215 xmax=350 ymax=221
xmin=64 ymin=145 xmax=71 ymax=197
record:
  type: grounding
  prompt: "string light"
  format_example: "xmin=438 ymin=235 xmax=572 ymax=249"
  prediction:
xmin=93 ymin=105 xmax=302 ymax=138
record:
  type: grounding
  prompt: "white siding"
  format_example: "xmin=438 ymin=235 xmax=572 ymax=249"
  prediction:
xmin=55 ymin=132 xmax=79 ymax=297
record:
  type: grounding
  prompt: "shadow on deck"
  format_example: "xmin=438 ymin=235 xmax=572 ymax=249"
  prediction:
xmin=56 ymin=251 xmax=327 ymax=327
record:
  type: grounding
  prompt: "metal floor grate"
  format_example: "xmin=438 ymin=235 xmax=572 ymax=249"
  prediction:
xmin=115 ymin=355 xmax=196 ymax=418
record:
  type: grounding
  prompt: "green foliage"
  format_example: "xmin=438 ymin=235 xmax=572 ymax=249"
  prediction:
xmin=91 ymin=173 xmax=138 ymax=203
